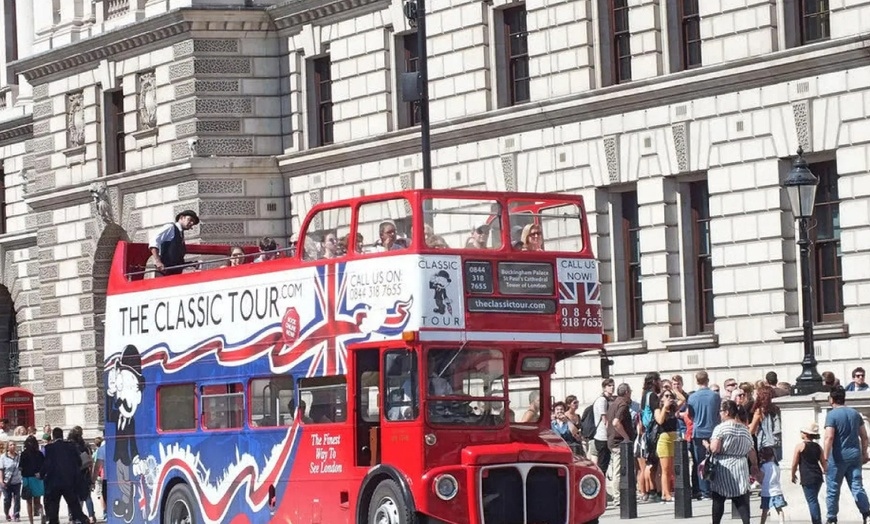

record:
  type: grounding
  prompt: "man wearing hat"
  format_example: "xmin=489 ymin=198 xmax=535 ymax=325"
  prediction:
xmin=148 ymin=210 xmax=200 ymax=276
xmin=106 ymin=345 xmax=146 ymax=523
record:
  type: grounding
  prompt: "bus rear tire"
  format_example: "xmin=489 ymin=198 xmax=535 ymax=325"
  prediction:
xmin=163 ymin=483 xmax=197 ymax=524
xmin=367 ymin=479 xmax=412 ymax=524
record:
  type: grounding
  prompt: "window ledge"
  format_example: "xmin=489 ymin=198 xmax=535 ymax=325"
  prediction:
xmin=604 ymin=339 xmax=647 ymax=356
xmin=662 ymin=333 xmax=719 ymax=352
xmin=776 ymin=323 xmax=849 ymax=343
xmin=133 ymin=127 xmax=158 ymax=149
xmin=63 ymin=146 xmax=86 ymax=166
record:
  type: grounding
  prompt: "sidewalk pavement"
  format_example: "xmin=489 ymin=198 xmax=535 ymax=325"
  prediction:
xmin=600 ymin=472 xmax=869 ymax=524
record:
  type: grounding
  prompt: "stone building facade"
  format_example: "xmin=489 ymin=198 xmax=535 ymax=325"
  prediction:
xmin=0 ymin=0 xmax=869 ymax=430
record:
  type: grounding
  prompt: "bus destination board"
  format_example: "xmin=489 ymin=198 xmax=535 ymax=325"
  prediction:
xmin=467 ymin=297 xmax=557 ymax=314
xmin=497 ymin=262 xmax=554 ymax=295
xmin=464 ymin=261 xmax=494 ymax=294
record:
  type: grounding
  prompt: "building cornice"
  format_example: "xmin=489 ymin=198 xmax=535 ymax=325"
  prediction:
xmin=0 ymin=115 xmax=33 ymax=148
xmin=22 ymin=157 xmax=280 ymax=212
xmin=277 ymin=34 xmax=870 ymax=176
xmin=7 ymin=8 xmax=276 ymax=84
xmin=269 ymin=0 xmax=389 ymax=31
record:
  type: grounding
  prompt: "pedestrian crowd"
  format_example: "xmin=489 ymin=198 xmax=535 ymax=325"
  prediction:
xmin=0 ymin=423 xmax=106 ymax=524
xmin=549 ymin=366 xmax=869 ymax=524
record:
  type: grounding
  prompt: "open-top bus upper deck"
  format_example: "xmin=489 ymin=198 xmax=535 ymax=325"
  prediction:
xmin=108 ymin=189 xmax=603 ymax=355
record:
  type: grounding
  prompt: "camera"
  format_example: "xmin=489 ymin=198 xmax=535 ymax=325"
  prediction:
xmin=187 ymin=138 xmax=198 ymax=156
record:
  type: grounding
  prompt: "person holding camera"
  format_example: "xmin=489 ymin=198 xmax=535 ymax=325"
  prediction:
xmin=655 ymin=389 xmax=681 ymax=503
xmin=552 ymin=401 xmax=583 ymax=455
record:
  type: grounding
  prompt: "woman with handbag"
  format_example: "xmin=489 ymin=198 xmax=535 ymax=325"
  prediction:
xmin=704 ymin=400 xmax=760 ymax=524
xmin=18 ymin=436 xmax=43 ymax=524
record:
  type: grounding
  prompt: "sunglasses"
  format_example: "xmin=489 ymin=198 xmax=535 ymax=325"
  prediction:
xmin=529 ymin=232 xmax=542 ymax=237
xmin=725 ymin=383 xmax=737 ymax=388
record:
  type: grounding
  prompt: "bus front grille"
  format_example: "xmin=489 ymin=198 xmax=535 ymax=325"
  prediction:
xmin=480 ymin=463 xmax=568 ymax=524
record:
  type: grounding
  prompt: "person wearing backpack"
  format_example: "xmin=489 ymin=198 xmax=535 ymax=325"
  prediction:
xmin=585 ymin=379 xmax=614 ymax=475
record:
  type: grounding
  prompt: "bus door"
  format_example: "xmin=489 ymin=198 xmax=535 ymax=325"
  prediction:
xmin=379 ymin=348 xmax=424 ymax=467
xmin=353 ymin=348 xmax=381 ymax=467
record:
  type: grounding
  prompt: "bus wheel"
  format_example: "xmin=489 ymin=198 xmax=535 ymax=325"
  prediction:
xmin=367 ymin=479 xmax=412 ymax=524
xmin=164 ymin=483 xmax=197 ymax=524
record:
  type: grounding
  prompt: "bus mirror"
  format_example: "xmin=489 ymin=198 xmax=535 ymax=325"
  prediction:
xmin=600 ymin=356 xmax=614 ymax=379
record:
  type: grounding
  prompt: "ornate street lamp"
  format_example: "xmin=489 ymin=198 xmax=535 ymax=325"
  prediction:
xmin=782 ymin=148 xmax=824 ymax=395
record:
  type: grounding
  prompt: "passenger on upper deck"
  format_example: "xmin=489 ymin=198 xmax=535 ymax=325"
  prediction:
xmin=374 ymin=222 xmax=408 ymax=252
xmin=340 ymin=233 xmax=364 ymax=255
xmin=228 ymin=246 xmax=245 ymax=267
xmin=254 ymin=237 xmax=279 ymax=262
xmin=465 ymin=225 xmax=490 ymax=249
xmin=321 ymin=231 xmax=340 ymax=259
xmin=520 ymin=223 xmax=545 ymax=251
xmin=148 ymin=210 xmax=200 ymax=276
xmin=424 ymin=224 xmax=448 ymax=249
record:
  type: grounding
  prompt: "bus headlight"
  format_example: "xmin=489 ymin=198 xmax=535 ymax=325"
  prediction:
xmin=579 ymin=474 xmax=600 ymax=499
xmin=434 ymin=474 xmax=459 ymax=501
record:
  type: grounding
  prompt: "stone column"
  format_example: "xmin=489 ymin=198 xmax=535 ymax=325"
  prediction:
xmin=527 ymin=0 xmax=595 ymax=99
xmin=636 ymin=176 xmax=680 ymax=349
xmin=836 ymin=146 xmax=870 ymax=351
xmin=10 ymin=0 xmax=34 ymax=99
xmin=629 ymin=0 xmax=662 ymax=80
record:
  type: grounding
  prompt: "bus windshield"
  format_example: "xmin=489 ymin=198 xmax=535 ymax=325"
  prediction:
xmin=426 ymin=348 xmax=506 ymax=426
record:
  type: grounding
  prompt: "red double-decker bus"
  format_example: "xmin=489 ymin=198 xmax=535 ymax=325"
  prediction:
xmin=103 ymin=189 xmax=605 ymax=524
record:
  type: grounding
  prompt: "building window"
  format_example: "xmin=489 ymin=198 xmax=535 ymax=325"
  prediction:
xmin=104 ymin=87 xmax=126 ymax=175
xmin=800 ymin=0 xmax=830 ymax=44
xmin=680 ymin=0 xmax=701 ymax=69
xmin=810 ymin=160 xmax=842 ymax=322
xmin=3 ymin=0 xmax=17 ymax=64
xmin=612 ymin=0 xmax=631 ymax=84
xmin=311 ymin=56 xmax=334 ymax=147
xmin=689 ymin=181 xmax=714 ymax=332
xmin=504 ymin=5 xmax=529 ymax=106
xmin=398 ymin=33 xmax=421 ymax=129
xmin=622 ymin=191 xmax=643 ymax=338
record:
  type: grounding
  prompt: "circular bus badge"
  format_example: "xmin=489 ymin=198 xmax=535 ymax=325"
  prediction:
xmin=282 ymin=308 xmax=300 ymax=346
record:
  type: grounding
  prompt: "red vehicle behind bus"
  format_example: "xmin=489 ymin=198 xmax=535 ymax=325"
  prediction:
xmin=103 ymin=189 xmax=605 ymax=524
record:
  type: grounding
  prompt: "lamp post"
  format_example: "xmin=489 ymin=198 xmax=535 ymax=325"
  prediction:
xmin=782 ymin=147 xmax=824 ymax=395
xmin=403 ymin=0 xmax=433 ymax=190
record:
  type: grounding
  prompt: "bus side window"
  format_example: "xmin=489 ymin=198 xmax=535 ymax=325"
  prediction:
xmin=157 ymin=384 xmax=196 ymax=432
xmin=249 ymin=376 xmax=295 ymax=428
xmin=298 ymin=376 xmax=347 ymax=424
xmin=201 ymin=384 xmax=244 ymax=430
xmin=384 ymin=351 xmax=417 ymax=421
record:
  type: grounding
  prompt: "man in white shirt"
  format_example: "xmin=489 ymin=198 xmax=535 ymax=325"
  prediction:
xmin=148 ymin=210 xmax=199 ymax=275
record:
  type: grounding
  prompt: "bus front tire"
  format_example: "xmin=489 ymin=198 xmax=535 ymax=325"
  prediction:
xmin=367 ymin=479 xmax=412 ymax=524
xmin=163 ymin=483 xmax=197 ymax=524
